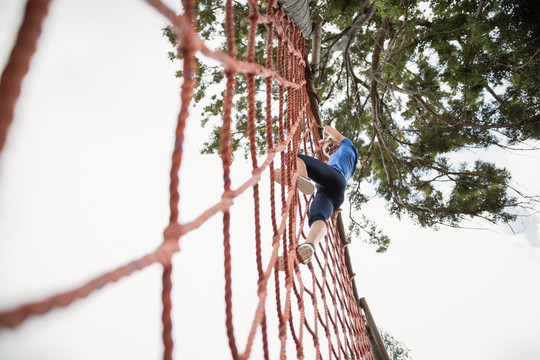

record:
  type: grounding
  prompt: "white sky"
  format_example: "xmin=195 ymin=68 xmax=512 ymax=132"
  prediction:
xmin=1 ymin=1 xmax=540 ymax=360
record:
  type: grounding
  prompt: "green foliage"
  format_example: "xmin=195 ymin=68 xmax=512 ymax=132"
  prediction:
xmin=165 ymin=0 xmax=276 ymax=159
xmin=165 ymin=0 xmax=540 ymax=250
xmin=381 ymin=330 xmax=413 ymax=360
xmin=348 ymin=213 xmax=391 ymax=253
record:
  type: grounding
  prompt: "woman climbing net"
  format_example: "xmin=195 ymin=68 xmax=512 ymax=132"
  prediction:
xmin=276 ymin=125 xmax=359 ymax=267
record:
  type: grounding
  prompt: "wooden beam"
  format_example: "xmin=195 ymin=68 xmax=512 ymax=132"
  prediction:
xmin=360 ymin=297 xmax=391 ymax=360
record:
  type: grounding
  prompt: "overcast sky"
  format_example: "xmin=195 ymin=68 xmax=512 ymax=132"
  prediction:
xmin=1 ymin=1 xmax=540 ymax=360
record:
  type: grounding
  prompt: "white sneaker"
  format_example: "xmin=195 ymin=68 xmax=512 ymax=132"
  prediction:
xmin=273 ymin=169 xmax=315 ymax=195
xmin=297 ymin=243 xmax=316 ymax=263
xmin=277 ymin=243 xmax=316 ymax=271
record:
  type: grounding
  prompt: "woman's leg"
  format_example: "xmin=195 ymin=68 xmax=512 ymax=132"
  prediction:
xmin=296 ymin=219 xmax=326 ymax=263
xmin=297 ymin=191 xmax=335 ymax=263
xmin=296 ymin=157 xmax=308 ymax=178
xmin=297 ymin=220 xmax=327 ymax=263
xmin=274 ymin=158 xmax=315 ymax=195
xmin=297 ymin=154 xmax=346 ymax=191
xmin=284 ymin=156 xmax=346 ymax=265
xmin=305 ymin=220 xmax=326 ymax=245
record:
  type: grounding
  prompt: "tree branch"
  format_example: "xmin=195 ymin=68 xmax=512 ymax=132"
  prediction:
xmin=412 ymin=94 xmax=540 ymax=130
xmin=331 ymin=0 xmax=376 ymax=53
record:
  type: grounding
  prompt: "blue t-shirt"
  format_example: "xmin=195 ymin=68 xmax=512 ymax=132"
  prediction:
xmin=327 ymin=138 xmax=358 ymax=182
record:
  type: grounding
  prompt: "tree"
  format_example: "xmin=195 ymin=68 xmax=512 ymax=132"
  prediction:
xmin=381 ymin=330 xmax=413 ymax=360
xmin=164 ymin=0 xmax=540 ymax=251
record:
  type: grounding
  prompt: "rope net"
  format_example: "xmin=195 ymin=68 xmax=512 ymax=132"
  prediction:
xmin=0 ymin=0 xmax=374 ymax=359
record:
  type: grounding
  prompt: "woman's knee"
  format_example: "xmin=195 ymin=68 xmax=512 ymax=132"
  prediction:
xmin=308 ymin=212 xmax=327 ymax=227
xmin=309 ymin=206 xmax=332 ymax=227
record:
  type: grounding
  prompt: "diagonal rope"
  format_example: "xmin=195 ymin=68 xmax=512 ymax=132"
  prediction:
xmin=0 ymin=0 xmax=52 ymax=153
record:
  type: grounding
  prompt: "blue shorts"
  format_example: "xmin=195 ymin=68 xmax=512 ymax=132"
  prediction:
xmin=298 ymin=154 xmax=347 ymax=226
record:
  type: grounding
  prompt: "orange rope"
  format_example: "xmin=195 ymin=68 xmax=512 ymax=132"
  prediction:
xmin=0 ymin=1 xmax=374 ymax=359
xmin=222 ymin=0 xmax=239 ymax=357
xmin=0 ymin=0 xmax=52 ymax=152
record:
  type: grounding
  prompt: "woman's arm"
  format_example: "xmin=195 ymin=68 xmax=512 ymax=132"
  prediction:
xmin=323 ymin=125 xmax=346 ymax=143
